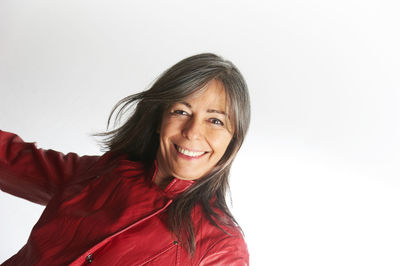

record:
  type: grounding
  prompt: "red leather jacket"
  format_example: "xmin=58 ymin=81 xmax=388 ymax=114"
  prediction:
xmin=0 ymin=130 xmax=249 ymax=265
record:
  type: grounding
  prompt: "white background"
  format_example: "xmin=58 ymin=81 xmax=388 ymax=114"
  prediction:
xmin=1 ymin=1 xmax=400 ymax=265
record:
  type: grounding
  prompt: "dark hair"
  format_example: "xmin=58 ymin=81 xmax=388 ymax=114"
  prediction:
xmin=98 ymin=53 xmax=250 ymax=255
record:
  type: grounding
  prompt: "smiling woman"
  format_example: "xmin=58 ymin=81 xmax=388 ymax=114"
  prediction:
xmin=0 ymin=53 xmax=251 ymax=265
xmin=156 ymin=79 xmax=233 ymax=183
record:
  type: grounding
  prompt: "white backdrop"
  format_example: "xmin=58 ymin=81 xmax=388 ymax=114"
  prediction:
xmin=1 ymin=1 xmax=400 ymax=265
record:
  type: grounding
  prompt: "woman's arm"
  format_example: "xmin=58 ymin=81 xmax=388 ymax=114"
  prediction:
xmin=0 ymin=130 xmax=99 ymax=205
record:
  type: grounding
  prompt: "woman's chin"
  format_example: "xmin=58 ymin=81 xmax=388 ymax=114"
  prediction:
xmin=172 ymin=169 xmax=203 ymax=181
xmin=174 ymin=173 xmax=200 ymax=181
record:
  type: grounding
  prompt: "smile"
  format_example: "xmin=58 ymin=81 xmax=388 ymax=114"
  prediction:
xmin=174 ymin=144 xmax=207 ymax=158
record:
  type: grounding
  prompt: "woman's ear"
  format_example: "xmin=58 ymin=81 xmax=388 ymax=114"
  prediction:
xmin=156 ymin=106 xmax=166 ymax=134
xmin=156 ymin=120 xmax=161 ymax=134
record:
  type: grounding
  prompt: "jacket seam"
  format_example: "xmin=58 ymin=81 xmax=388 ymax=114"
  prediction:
xmin=137 ymin=241 xmax=178 ymax=266
xmin=71 ymin=198 xmax=173 ymax=265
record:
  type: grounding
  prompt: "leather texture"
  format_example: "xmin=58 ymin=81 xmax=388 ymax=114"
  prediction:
xmin=0 ymin=130 xmax=249 ymax=265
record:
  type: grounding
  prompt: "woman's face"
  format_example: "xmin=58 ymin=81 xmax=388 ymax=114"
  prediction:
xmin=156 ymin=79 xmax=233 ymax=182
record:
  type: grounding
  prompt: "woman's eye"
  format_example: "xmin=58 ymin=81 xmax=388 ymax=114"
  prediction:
xmin=210 ymin=118 xmax=224 ymax=126
xmin=172 ymin=110 xmax=189 ymax=116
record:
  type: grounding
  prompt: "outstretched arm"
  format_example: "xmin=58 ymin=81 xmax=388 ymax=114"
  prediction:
xmin=0 ymin=130 xmax=99 ymax=205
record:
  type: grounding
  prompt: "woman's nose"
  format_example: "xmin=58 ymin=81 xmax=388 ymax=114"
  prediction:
xmin=182 ymin=117 xmax=203 ymax=140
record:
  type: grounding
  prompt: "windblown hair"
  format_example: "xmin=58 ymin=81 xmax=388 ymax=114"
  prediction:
xmin=98 ymin=53 xmax=251 ymax=255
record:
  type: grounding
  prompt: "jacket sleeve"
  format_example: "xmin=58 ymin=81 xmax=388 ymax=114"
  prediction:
xmin=0 ymin=130 xmax=100 ymax=205
xmin=199 ymin=235 xmax=250 ymax=266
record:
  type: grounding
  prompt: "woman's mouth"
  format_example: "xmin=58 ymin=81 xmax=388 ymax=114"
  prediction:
xmin=174 ymin=144 xmax=207 ymax=158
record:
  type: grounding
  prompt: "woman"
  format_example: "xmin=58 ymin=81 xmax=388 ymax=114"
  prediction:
xmin=0 ymin=53 xmax=251 ymax=265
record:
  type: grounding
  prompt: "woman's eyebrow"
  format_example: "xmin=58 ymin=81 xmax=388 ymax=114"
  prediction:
xmin=178 ymin=101 xmax=192 ymax=108
xmin=207 ymin=109 xmax=226 ymax=115
xmin=178 ymin=101 xmax=226 ymax=116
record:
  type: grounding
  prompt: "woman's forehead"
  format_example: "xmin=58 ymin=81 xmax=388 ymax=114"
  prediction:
xmin=182 ymin=80 xmax=229 ymax=112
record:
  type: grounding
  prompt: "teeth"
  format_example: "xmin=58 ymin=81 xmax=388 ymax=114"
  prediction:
xmin=177 ymin=146 xmax=205 ymax=157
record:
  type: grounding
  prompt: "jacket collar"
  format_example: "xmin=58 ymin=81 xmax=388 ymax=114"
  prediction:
xmin=104 ymin=152 xmax=195 ymax=199
xmin=149 ymin=160 xmax=195 ymax=199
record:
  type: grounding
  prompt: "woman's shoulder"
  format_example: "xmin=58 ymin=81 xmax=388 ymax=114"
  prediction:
xmin=191 ymin=203 xmax=249 ymax=265
xmin=192 ymin=203 xmax=245 ymax=238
